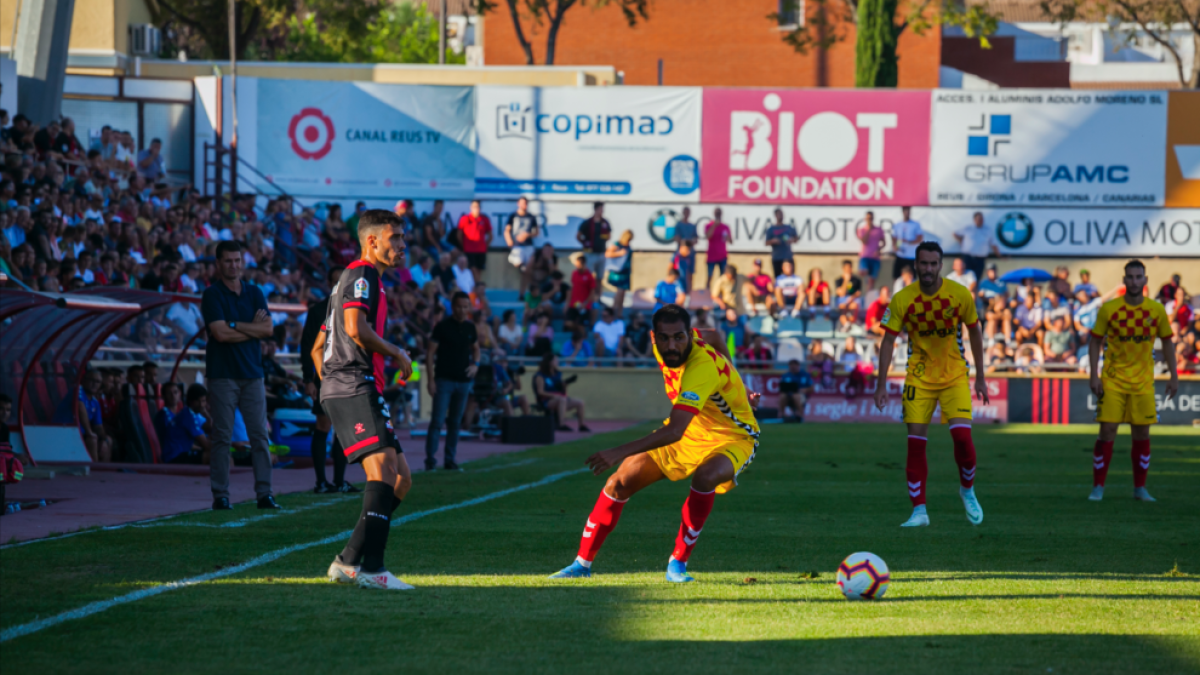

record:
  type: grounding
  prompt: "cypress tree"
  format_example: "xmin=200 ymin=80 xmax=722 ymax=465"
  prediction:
xmin=855 ymin=0 xmax=901 ymax=87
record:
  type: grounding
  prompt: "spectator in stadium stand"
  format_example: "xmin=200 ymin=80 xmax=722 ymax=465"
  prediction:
xmin=1048 ymin=266 xmax=1073 ymax=300
xmin=620 ymin=311 xmax=653 ymax=363
xmin=1014 ymin=290 xmax=1045 ymax=346
xmin=866 ymin=286 xmax=891 ymax=338
xmin=1168 ymin=288 xmax=1193 ymax=338
xmin=346 ymin=201 xmax=367 ymax=240
xmin=741 ymin=259 xmax=776 ymax=316
xmin=525 ymin=312 xmax=556 ymax=357
xmin=1074 ymin=269 xmax=1099 ymax=299
xmin=78 ymin=369 xmax=112 ymax=462
xmin=704 ymin=207 xmax=732 ymax=289
xmin=409 ymin=250 xmax=434 ymax=290
xmin=778 ymin=359 xmax=815 ymax=422
xmin=1044 ymin=317 xmax=1076 ymax=366
xmin=136 ymin=138 xmax=166 ymax=182
xmin=1156 ymin=273 xmax=1182 ymax=304
xmin=719 ymin=307 xmax=751 ymax=354
xmin=977 ymin=264 xmax=1005 ymax=301
xmin=986 ymin=295 xmax=1015 ymax=345
xmin=891 ymin=206 xmax=924 ymax=279
xmin=162 ymin=384 xmax=213 ymax=465
xmin=424 ymin=292 xmax=480 ymax=472
xmin=497 ymin=309 xmax=524 ymax=356
xmin=419 ymin=200 xmax=448 ymax=258
xmin=856 ymin=210 xmax=886 ymax=290
xmin=805 ymin=267 xmax=833 ymax=317
xmin=561 ymin=326 xmax=596 ymax=367
xmin=1043 ymin=292 xmax=1072 ymax=334
xmin=200 ymin=241 xmax=278 ymax=511
xmin=808 ymin=340 xmax=835 ymax=387
xmin=764 ymin=208 xmax=797 ymax=277
xmin=604 ymin=229 xmax=634 ymax=315
xmin=470 ymin=280 xmax=493 ymax=320
xmin=946 ymin=257 xmax=977 ymax=293
xmin=673 ymin=206 xmax=698 ymax=292
xmin=654 ymin=268 xmax=687 ymax=311
xmin=154 ymin=383 xmax=179 ymax=449
xmin=533 ymin=353 xmax=589 ymax=431
xmin=834 ymin=259 xmax=864 ymax=317
xmin=394 ymin=199 xmax=419 ymax=238
xmin=710 ymin=264 xmax=739 ymax=313
xmin=0 ymin=394 xmax=10 ymax=446
xmin=576 ymin=202 xmax=611 ymax=278
xmin=953 ymin=212 xmax=1000 ymax=281
xmin=893 ymin=266 xmax=916 ymax=294
xmin=773 ymin=260 xmax=804 ymax=316
xmin=566 ymin=252 xmax=598 ymax=331
xmin=431 ymin=251 xmax=456 ymax=298
xmin=505 ymin=196 xmax=539 ymax=293
xmin=594 ymin=307 xmax=625 ymax=361
xmin=738 ymin=334 xmax=774 ymax=370
xmin=694 ymin=307 xmax=717 ymax=331
xmin=457 ymin=199 xmax=493 ymax=279
xmin=452 ymin=254 xmax=476 ymax=295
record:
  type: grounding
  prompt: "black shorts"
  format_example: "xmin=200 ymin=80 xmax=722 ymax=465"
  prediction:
xmin=467 ymin=252 xmax=487 ymax=270
xmin=322 ymin=393 xmax=401 ymax=464
xmin=565 ymin=306 xmax=590 ymax=325
xmin=310 ymin=381 xmax=326 ymax=417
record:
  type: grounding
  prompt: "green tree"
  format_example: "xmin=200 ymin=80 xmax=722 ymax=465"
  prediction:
xmin=770 ymin=0 xmax=998 ymax=88
xmin=283 ymin=2 xmax=463 ymax=64
xmin=473 ymin=0 xmax=650 ymax=65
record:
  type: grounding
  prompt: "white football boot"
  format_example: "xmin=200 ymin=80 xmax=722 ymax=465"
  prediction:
xmin=901 ymin=505 xmax=930 ymax=527
xmin=327 ymin=559 xmax=359 ymax=584
xmin=356 ymin=569 xmax=415 ymax=590
xmin=960 ymin=487 xmax=984 ymax=525
xmin=1133 ymin=487 xmax=1156 ymax=502
xmin=1088 ymin=486 xmax=1104 ymax=501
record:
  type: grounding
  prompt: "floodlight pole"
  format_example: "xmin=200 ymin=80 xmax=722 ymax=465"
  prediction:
xmin=228 ymin=0 xmax=239 ymax=197
xmin=439 ymin=0 xmax=447 ymax=65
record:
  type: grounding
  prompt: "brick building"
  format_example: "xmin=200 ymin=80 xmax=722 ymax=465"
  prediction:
xmin=479 ymin=0 xmax=942 ymax=88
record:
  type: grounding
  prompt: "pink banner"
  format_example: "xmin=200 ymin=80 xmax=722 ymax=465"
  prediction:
xmin=701 ymin=89 xmax=931 ymax=205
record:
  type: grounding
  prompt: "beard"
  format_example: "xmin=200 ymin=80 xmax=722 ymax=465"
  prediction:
xmin=660 ymin=341 xmax=692 ymax=368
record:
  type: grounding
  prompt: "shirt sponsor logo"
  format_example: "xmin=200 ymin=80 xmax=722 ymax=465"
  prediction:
xmin=354 ymin=278 xmax=369 ymax=299
xmin=681 ymin=391 xmax=701 ymax=402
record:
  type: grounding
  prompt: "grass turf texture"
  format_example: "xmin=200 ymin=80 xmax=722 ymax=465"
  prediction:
xmin=1 ymin=423 xmax=1197 ymax=674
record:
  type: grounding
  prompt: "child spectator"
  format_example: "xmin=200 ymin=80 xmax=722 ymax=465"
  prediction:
xmin=654 ymin=268 xmax=686 ymax=310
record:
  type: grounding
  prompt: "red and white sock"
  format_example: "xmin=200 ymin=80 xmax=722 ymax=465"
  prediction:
xmin=671 ymin=488 xmax=716 ymax=563
xmin=1132 ymin=439 xmax=1151 ymax=489
xmin=949 ymin=424 xmax=977 ymax=489
xmin=906 ymin=436 xmax=928 ymax=506
xmin=1092 ymin=439 xmax=1114 ymax=487
xmin=576 ymin=490 xmax=627 ymax=565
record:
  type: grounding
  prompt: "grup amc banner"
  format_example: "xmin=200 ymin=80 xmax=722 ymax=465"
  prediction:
xmin=474 ymin=86 xmax=701 ymax=202
xmin=929 ymin=90 xmax=1168 ymax=207
xmin=255 ymin=79 xmax=476 ymax=199
xmin=701 ymin=89 xmax=930 ymax=206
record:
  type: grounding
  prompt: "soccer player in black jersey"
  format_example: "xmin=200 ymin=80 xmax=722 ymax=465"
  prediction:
xmin=311 ymin=209 xmax=415 ymax=590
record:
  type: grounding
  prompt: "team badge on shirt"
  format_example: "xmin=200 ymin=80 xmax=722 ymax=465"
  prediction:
xmin=881 ymin=308 xmax=891 ymax=324
xmin=354 ymin=278 xmax=369 ymax=299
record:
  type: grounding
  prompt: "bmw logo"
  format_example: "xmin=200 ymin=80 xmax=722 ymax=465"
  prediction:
xmin=647 ymin=208 xmax=679 ymax=245
xmin=996 ymin=212 xmax=1034 ymax=249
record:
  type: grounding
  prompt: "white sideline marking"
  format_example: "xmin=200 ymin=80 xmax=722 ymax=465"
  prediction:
xmin=472 ymin=458 xmax=539 ymax=473
xmin=0 ymin=497 xmax=355 ymax=550
xmin=0 ymin=468 xmax=588 ymax=643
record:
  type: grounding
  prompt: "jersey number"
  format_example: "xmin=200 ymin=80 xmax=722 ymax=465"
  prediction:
xmin=903 ymin=385 xmax=917 ymax=401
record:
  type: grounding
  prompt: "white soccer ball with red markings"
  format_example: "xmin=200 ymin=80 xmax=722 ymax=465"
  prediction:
xmin=836 ymin=552 xmax=890 ymax=600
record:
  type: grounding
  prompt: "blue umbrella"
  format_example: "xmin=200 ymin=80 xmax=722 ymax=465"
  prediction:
xmin=999 ymin=267 xmax=1054 ymax=283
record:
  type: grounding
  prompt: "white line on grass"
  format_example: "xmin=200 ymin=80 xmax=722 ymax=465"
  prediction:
xmin=472 ymin=458 xmax=540 ymax=473
xmin=0 ymin=467 xmax=588 ymax=644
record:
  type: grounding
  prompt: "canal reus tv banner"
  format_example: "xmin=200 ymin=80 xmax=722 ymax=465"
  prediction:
xmin=255 ymin=79 xmax=476 ymax=199
xmin=474 ymin=85 xmax=702 ymax=202
xmin=700 ymin=88 xmax=931 ymax=206
xmin=929 ymin=89 xmax=1168 ymax=207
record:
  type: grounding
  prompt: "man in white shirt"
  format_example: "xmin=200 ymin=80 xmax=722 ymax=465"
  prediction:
xmin=773 ymin=259 xmax=805 ymax=316
xmin=890 ymin=206 xmax=923 ymax=281
xmin=953 ymin=211 xmax=1000 ymax=281
xmin=592 ymin=307 xmax=626 ymax=360
xmin=946 ymin=257 xmax=977 ymax=292
xmin=452 ymin=254 xmax=475 ymax=295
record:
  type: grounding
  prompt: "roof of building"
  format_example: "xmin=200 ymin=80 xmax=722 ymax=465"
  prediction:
xmin=967 ymin=0 xmax=1104 ymax=23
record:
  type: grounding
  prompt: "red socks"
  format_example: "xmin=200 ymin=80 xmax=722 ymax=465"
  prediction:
xmin=1132 ymin=439 xmax=1150 ymax=488
xmin=577 ymin=490 xmax=627 ymax=563
xmin=949 ymin=425 xmax=977 ymax=489
xmin=672 ymin=488 xmax=716 ymax=562
xmin=1092 ymin=439 xmax=1115 ymax=487
xmin=906 ymin=436 xmax=928 ymax=506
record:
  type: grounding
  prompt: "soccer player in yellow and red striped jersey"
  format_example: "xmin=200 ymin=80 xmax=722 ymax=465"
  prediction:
xmin=550 ymin=304 xmax=759 ymax=583
xmin=874 ymin=242 xmax=989 ymax=528
xmin=1087 ymin=260 xmax=1179 ymax=502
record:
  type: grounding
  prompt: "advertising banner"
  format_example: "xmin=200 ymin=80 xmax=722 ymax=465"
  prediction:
xmin=255 ymin=79 xmax=476 ymax=199
xmin=1165 ymin=91 xmax=1200 ymax=207
xmin=701 ymin=89 xmax=930 ymax=205
xmin=739 ymin=374 xmax=1008 ymax=424
xmin=474 ymin=86 xmax=702 ymax=202
xmin=1008 ymin=378 xmax=1200 ymax=426
xmin=929 ymin=89 xmax=1168 ymax=207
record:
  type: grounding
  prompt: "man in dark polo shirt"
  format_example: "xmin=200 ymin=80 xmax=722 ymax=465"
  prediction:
xmin=200 ymin=241 xmax=277 ymax=510
xmin=424 ymin=291 xmax=480 ymax=472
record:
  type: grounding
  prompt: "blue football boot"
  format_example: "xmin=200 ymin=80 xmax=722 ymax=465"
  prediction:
xmin=665 ymin=557 xmax=695 ymax=583
xmin=549 ymin=559 xmax=592 ymax=579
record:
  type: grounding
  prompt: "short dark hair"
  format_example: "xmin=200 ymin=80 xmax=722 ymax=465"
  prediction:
xmin=127 ymin=364 xmax=143 ymax=377
xmin=0 ymin=393 xmax=12 ymax=405
xmin=215 ymin=240 xmax=242 ymax=258
xmin=915 ymin=241 xmax=944 ymax=262
xmin=151 ymin=138 xmax=163 ymax=145
xmin=357 ymin=209 xmax=402 ymax=245
xmin=593 ymin=201 xmax=604 ymax=210
xmin=142 ymin=361 xmax=158 ymax=371
xmin=652 ymin=304 xmax=691 ymax=333
xmin=186 ymin=384 xmax=207 ymax=405
xmin=452 ymin=291 xmax=471 ymax=304
xmin=1124 ymin=259 xmax=1146 ymax=275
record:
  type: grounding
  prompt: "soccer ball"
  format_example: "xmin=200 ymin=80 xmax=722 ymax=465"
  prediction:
xmin=836 ymin=552 xmax=890 ymax=600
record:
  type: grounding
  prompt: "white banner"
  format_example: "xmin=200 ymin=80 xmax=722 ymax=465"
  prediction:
xmin=929 ymin=90 xmax=1168 ymax=207
xmin=255 ymin=79 xmax=476 ymax=199
xmin=474 ymin=86 xmax=702 ymax=202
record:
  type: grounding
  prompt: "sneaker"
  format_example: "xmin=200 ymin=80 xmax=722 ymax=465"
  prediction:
xmin=900 ymin=505 xmax=929 ymax=528
xmin=335 ymin=482 xmax=362 ymax=493
xmin=257 ymin=495 xmax=281 ymax=510
xmin=424 ymin=458 xmax=437 ymax=472
xmin=212 ymin=497 xmax=232 ymax=511
xmin=443 ymin=461 xmax=463 ymax=472
xmin=960 ymin=487 xmax=984 ymax=525
xmin=1133 ymin=487 xmax=1156 ymax=502
xmin=1088 ymin=486 xmax=1105 ymax=501
xmin=665 ymin=557 xmax=695 ymax=583
xmin=356 ymin=569 xmax=415 ymax=590
xmin=327 ymin=559 xmax=359 ymax=584
xmin=314 ymin=482 xmax=336 ymax=494
xmin=578 ymin=424 xmax=592 ymax=432
xmin=549 ymin=560 xmax=592 ymax=579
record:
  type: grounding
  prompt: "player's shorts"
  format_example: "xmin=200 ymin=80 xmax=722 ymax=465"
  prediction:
xmin=901 ymin=380 xmax=973 ymax=425
xmin=646 ymin=429 xmax=757 ymax=494
xmin=1096 ymin=389 xmax=1158 ymax=425
xmin=310 ymin=381 xmax=325 ymax=417
xmin=322 ymin=393 xmax=401 ymax=464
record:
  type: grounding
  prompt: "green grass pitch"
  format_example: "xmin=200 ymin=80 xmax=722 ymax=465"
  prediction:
xmin=1 ymin=423 xmax=1197 ymax=674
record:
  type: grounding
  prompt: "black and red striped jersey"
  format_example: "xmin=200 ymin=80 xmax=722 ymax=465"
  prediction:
xmin=320 ymin=260 xmax=387 ymax=399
